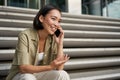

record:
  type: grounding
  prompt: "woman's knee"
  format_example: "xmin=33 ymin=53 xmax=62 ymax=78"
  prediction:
xmin=22 ymin=74 xmax=36 ymax=80
xmin=20 ymin=74 xmax=36 ymax=80
xmin=52 ymin=70 xmax=70 ymax=80
xmin=60 ymin=70 xmax=70 ymax=77
xmin=12 ymin=73 xmax=36 ymax=80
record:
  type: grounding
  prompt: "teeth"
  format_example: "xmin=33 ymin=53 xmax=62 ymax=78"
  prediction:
xmin=51 ymin=27 xmax=55 ymax=29
xmin=50 ymin=27 xmax=56 ymax=32
xmin=53 ymin=28 xmax=55 ymax=30
xmin=50 ymin=26 xmax=57 ymax=32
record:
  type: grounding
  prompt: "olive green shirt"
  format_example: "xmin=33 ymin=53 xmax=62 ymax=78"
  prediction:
xmin=6 ymin=28 xmax=58 ymax=80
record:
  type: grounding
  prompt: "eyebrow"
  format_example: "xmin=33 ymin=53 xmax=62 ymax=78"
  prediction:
xmin=51 ymin=16 xmax=62 ymax=22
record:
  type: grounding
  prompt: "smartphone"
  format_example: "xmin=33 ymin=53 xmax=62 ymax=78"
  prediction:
xmin=55 ymin=29 xmax=61 ymax=37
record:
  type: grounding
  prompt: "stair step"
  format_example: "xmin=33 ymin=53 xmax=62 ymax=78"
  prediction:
xmin=0 ymin=18 xmax=120 ymax=29
xmin=0 ymin=37 xmax=17 ymax=48
xmin=71 ymin=73 xmax=120 ymax=80
xmin=65 ymin=57 xmax=120 ymax=70
xmin=0 ymin=62 xmax=11 ymax=76
xmin=0 ymin=49 xmax=14 ymax=60
xmin=1 ymin=64 xmax=120 ymax=80
xmin=64 ymin=48 xmax=120 ymax=57
xmin=65 ymin=30 xmax=120 ymax=38
xmin=62 ymin=13 xmax=120 ymax=22
xmin=0 ymin=6 xmax=38 ymax=14
xmin=1 ymin=37 xmax=120 ymax=48
xmin=1 ymin=58 xmax=120 ymax=77
xmin=1 ymin=19 xmax=120 ymax=32
xmin=1 ymin=48 xmax=120 ymax=60
xmin=61 ymin=23 xmax=120 ymax=32
xmin=0 ymin=27 xmax=25 ymax=37
xmin=62 ymin=18 xmax=120 ymax=26
xmin=1 ymin=11 xmax=120 ymax=24
xmin=0 ymin=19 xmax=32 ymax=28
xmin=1 ymin=6 xmax=120 ymax=22
xmin=1 ymin=27 xmax=120 ymax=38
xmin=70 ymin=67 xmax=120 ymax=80
xmin=0 ymin=12 xmax=34 ymax=20
xmin=64 ymin=38 xmax=120 ymax=48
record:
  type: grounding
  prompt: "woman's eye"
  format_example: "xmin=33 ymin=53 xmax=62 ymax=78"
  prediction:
xmin=51 ymin=18 xmax=56 ymax=21
xmin=58 ymin=20 xmax=61 ymax=23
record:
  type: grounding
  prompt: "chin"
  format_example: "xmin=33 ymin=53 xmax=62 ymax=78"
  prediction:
xmin=48 ymin=30 xmax=55 ymax=35
xmin=51 ymin=33 xmax=54 ymax=35
xmin=49 ymin=32 xmax=54 ymax=35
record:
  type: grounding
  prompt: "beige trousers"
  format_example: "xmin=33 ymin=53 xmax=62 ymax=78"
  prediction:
xmin=12 ymin=70 xmax=70 ymax=80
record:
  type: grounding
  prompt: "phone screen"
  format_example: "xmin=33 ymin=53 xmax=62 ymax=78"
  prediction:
xmin=55 ymin=29 xmax=60 ymax=37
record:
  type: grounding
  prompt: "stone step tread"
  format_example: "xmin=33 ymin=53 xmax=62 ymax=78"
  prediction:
xmin=62 ymin=23 xmax=120 ymax=31
xmin=1 ymin=57 xmax=120 ymax=70
xmin=1 ymin=26 xmax=120 ymax=33
xmin=0 ymin=6 xmax=38 ymax=14
xmin=70 ymin=67 xmax=120 ymax=80
xmin=0 ymin=18 xmax=32 ymax=23
xmin=61 ymin=23 xmax=120 ymax=28
xmin=65 ymin=56 xmax=120 ymax=70
xmin=0 ymin=19 xmax=120 ymax=29
xmin=62 ymin=13 xmax=120 ymax=22
xmin=1 ymin=37 xmax=120 ymax=40
xmin=1 ymin=27 xmax=120 ymax=38
xmin=0 ymin=12 xmax=34 ymax=17
xmin=0 ymin=48 xmax=120 ymax=60
xmin=1 ymin=48 xmax=120 ymax=53
xmin=0 ymin=62 xmax=11 ymax=70
xmin=0 ymin=16 xmax=120 ymax=26
xmin=1 ymin=66 xmax=120 ymax=80
xmin=1 ymin=27 xmax=120 ymax=34
xmin=0 ymin=17 xmax=120 ymax=26
xmin=1 ymin=6 xmax=120 ymax=21
xmin=62 ymin=17 xmax=120 ymax=25
xmin=0 ymin=12 xmax=120 ymax=22
xmin=1 ymin=39 xmax=119 ymax=48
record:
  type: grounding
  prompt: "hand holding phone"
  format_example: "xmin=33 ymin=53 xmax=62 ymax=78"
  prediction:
xmin=54 ymin=28 xmax=64 ymax=45
xmin=55 ymin=29 xmax=61 ymax=37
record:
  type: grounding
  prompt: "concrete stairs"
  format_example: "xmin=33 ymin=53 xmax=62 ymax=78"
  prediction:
xmin=0 ymin=6 xmax=120 ymax=80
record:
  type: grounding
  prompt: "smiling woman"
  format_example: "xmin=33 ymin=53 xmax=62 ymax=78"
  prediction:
xmin=6 ymin=4 xmax=70 ymax=80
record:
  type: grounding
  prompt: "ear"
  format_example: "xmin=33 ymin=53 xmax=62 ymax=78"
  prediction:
xmin=39 ymin=15 xmax=44 ymax=22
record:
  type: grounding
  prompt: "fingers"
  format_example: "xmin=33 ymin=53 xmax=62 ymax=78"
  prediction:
xmin=64 ymin=54 xmax=70 ymax=59
xmin=50 ymin=54 xmax=70 ymax=69
xmin=56 ymin=54 xmax=70 ymax=64
xmin=57 ymin=54 xmax=70 ymax=60
xmin=57 ymin=26 xmax=64 ymax=35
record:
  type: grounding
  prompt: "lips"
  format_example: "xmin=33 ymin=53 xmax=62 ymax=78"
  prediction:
xmin=50 ymin=26 xmax=56 ymax=32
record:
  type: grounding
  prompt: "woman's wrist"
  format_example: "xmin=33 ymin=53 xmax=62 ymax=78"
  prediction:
xmin=57 ymin=42 xmax=63 ymax=48
xmin=48 ymin=65 xmax=54 ymax=70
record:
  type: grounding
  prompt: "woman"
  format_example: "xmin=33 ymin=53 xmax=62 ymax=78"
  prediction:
xmin=6 ymin=4 xmax=70 ymax=80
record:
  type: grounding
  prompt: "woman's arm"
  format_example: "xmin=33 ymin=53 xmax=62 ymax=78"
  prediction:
xmin=19 ymin=65 xmax=53 ymax=73
xmin=54 ymin=27 xmax=69 ymax=70
xmin=19 ymin=55 xmax=69 ymax=73
xmin=57 ymin=43 xmax=64 ymax=70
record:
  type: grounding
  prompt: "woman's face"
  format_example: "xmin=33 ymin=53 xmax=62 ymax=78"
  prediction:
xmin=39 ymin=9 xmax=61 ymax=35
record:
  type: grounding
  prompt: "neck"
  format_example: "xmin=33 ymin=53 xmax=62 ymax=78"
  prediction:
xmin=38 ymin=29 xmax=48 ymax=40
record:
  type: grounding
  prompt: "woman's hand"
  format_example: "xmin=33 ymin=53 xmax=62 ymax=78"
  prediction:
xmin=50 ymin=54 xmax=70 ymax=69
xmin=54 ymin=26 xmax=64 ymax=45
xmin=53 ymin=26 xmax=66 ymax=70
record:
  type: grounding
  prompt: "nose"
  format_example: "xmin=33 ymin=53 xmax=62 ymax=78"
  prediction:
xmin=54 ymin=22 xmax=60 ymax=27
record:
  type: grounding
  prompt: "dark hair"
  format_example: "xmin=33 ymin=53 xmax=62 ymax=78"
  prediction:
xmin=33 ymin=4 xmax=61 ymax=30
